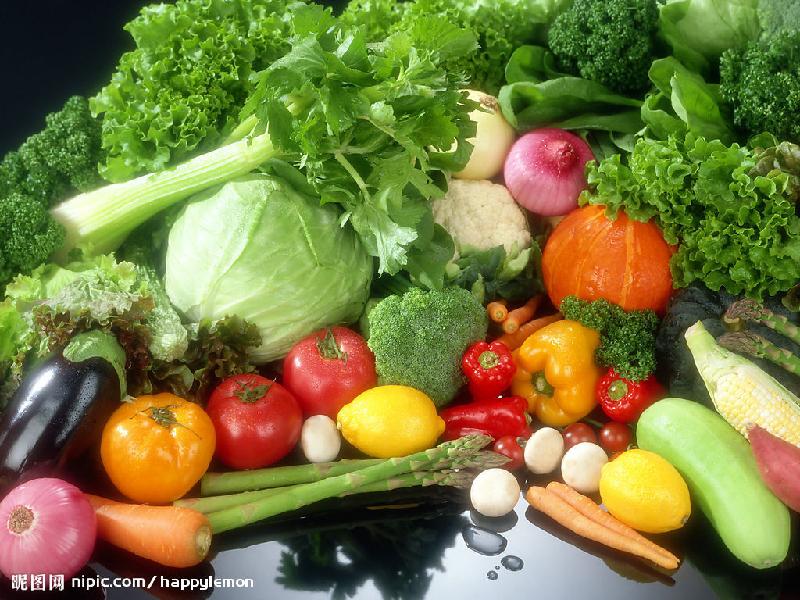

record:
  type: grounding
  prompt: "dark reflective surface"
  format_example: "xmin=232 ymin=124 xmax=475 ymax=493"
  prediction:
xmin=3 ymin=486 xmax=788 ymax=600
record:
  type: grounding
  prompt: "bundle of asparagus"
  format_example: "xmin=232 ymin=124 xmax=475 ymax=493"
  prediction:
xmin=180 ymin=434 xmax=508 ymax=534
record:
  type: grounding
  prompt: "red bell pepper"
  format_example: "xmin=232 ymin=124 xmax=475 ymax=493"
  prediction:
xmin=461 ymin=340 xmax=516 ymax=401
xmin=440 ymin=396 xmax=530 ymax=440
xmin=596 ymin=368 xmax=664 ymax=423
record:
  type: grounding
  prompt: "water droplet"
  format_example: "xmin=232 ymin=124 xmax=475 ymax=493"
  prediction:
xmin=494 ymin=566 xmax=500 ymax=570
xmin=501 ymin=555 xmax=524 ymax=572
xmin=487 ymin=571 xmax=499 ymax=580
xmin=462 ymin=525 xmax=508 ymax=556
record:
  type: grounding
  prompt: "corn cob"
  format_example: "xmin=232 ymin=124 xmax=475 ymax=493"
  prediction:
xmin=685 ymin=321 xmax=800 ymax=447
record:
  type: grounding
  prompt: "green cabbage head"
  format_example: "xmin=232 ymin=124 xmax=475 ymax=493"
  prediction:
xmin=165 ymin=175 xmax=372 ymax=363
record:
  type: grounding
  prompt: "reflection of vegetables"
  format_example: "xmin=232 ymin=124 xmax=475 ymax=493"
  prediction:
xmin=0 ymin=478 xmax=96 ymax=579
xmin=0 ymin=343 xmax=121 ymax=494
xmin=686 ymin=321 xmax=800 ymax=446
xmin=367 ymin=287 xmax=488 ymax=407
xmin=454 ymin=90 xmax=515 ymax=180
xmin=461 ymin=340 xmax=516 ymax=400
xmin=596 ymin=369 xmax=664 ymax=423
xmin=337 ymin=386 xmax=445 ymax=458
xmin=300 ymin=416 xmax=341 ymax=464
xmin=560 ymin=442 xmax=607 ymax=494
xmin=504 ymin=129 xmax=594 ymax=217
xmin=101 ymin=393 xmax=216 ymax=504
xmin=637 ymin=398 xmax=791 ymax=569
xmin=748 ymin=425 xmax=800 ymax=512
xmin=526 ymin=484 xmax=679 ymax=570
xmin=547 ymin=0 xmax=659 ymax=95
xmin=525 ymin=482 xmax=679 ymax=570
xmin=720 ymin=32 xmax=800 ymax=143
xmin=658 ymin=0 xmax=759 ymax=72
xmin=88 ymin=495 xmax=211 ymax=568
xmin=166 ymin=175 xmax=371 ymax=363
xmin=207 ymin=375 xmax=302 ymax=470
xmin=432 ymin=179 xmax=531 ymax=255
xmin=560 ymin=295 xmax=660 ymax=381
xmin=469 ymin=468 xmax=520 ymax=517
xmin=0 ymin=96 xmax=102 ymax=290
xmin=440 ymin=396 xmax=529 ymax=440
xmin=582 ymin=134 xmax=800 ymax=300
xmin=524 ymin=427 xmax=564 ymax=474
xmin=543 ymin=206 xmax=674 ymax=314
xmin=283 ymin=327 xmax=377 ymax=419
xmin=511 ymin=320 xmax=601 ymax=426
xmin=206 ymin=434 xmax=493 ymax=533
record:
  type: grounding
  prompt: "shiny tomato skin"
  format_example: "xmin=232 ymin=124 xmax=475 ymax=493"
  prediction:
xmin=283 ymin=327 xmax=377 ymax=418
xmin=207 ymin=374 xmax=302 ymax=470
xmin=562 ymin=422 xmax=597 ymax=450
xmin=598 ymin=421 xmax=633 ymax=454
xmin=493 ymin=435 xmax=525 ymax=471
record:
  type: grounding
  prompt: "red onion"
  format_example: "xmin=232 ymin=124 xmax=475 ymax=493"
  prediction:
xmin=0 ymin=478 xmax=96 ymax=578
xmin=504 ymin=128 xmax=595 ymax=216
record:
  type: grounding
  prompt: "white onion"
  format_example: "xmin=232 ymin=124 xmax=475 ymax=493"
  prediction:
xmin=503 ymin=128 xmax=595 ymax=216
xmin=454 ymin=90 xmax=516 ymax=180
xmin=0 ymin=478 xmax=96 ymax=578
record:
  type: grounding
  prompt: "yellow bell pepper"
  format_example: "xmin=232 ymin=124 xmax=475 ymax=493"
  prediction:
xmin=511 ymin=320 xmax=601 ymax=427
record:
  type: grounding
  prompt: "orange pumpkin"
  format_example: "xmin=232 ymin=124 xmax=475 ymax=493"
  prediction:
xmin=542 ymin=205 xmax=674 ymax=314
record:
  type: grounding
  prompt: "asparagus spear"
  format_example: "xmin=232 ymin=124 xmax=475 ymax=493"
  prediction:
xmin=724 ymin=299 xmax=800 ymax=345
xmin=207 ymin=434 xmax=493 ymax=533
xmin=718 ymin=332 xmax=800 ymax=377
xmin=201 ymin=458 xmax=383 ymax=496
xmin=178 ymin=470 xmax=475 ymax=514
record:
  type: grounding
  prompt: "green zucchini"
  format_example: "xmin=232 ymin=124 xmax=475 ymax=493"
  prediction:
xmin=637 ymin=397 xmax=790 ymax=569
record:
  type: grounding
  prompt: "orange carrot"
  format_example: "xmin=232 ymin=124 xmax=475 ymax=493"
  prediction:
xmin=496 ymin=314 xmax=562 ymax=350
xmin=503 ymin=296 xmax=543 ymax=334
xmin=487 ymin=301 xmax=509 ymax=323
xmin=546 ymin=482 xmax=679 ymax=565
xmin=87 ymin=495 xmax=211 ymax=568
xmin=525 ymin=487 xmax=679 ymax=570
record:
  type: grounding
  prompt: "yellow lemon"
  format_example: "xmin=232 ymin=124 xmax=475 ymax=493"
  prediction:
xmin=337 ymin=385 xmax=445 ymax=458
xmin=599 ymin=449 xmax=691 ymax=534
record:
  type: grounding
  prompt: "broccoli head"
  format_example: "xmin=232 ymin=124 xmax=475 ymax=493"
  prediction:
xmin=560 ymin=295 xmax=659 ymax=381
xmin=547 ymin=0 xmax=659 ymax=96
xmin=367 ymin=287 xmax=488 ymax=406
xmin=0 ymin=96 xmax=102 ymax=291
xmin=720 ymin=32 xmax=800 ymax=143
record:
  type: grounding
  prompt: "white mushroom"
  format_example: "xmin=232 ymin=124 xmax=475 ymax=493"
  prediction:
xmin=301 ymin=415 xmax=341 ymax=463
xmin=524 ymin=427 xmax=565 ymax=474
xmin=470 ymin=468 xmax=521 ymax=517
xmin=561 ymin=442 xmax=608 ymax=494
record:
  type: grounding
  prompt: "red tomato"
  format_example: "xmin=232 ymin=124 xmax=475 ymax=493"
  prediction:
xmin=563 ymin=422 xmax=597 ymax=450
xmin=283 ymin=327 xmax=377 ymax=418
xmin=598 ymin=422 xmax=633 ymax=454
xmin=493 ymin=435 xmax=525 ymax=471
xmin=207 ymin=374 xmax=302 ymax=470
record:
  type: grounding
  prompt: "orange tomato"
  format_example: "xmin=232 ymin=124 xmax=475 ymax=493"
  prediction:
xmin=101 ymin=393 xmax=216 ymax=504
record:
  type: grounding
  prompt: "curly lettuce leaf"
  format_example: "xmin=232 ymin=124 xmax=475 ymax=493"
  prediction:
xmin=582 ymin=134 xmax=800 ymax=299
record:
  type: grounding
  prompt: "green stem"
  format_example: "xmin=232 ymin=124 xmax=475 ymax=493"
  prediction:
xmin=51 ymin=132 xmax=276 ymax=255
xmin=200 ymin=458 xmax=383 ymax=496
xmin=718 ymin=332 xmax=800 ymax=377
xmin=207 ymin=434 xmax=492 ymax=534
xmin=725 ymin=300 xmax=800 ymax=345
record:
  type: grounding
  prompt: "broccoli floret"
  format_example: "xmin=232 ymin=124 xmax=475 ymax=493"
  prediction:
xmin=0 ymin=96 xmax=102 ymax=291
xmin=0 ymin=96 xmax=103 ymax=204
xmin=720 ymin=32 xmax=800 ymax=143
xmin=367 ymin=287 xmax=488 ymax=406
xmin=560 ymin=296 xmax=659 ymax=381
xmin=547 ymin=0 xmax=659 ymax=95
xmin=759 ymin=0 xmax=800 ymax=40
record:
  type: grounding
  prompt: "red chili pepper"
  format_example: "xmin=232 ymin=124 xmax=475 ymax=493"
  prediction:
xmin=596 ymin=368 xmax=665 ymax=424
xmin=440 ymin=396 xmax=530 ymax=440
xmin=461 ymin=341 xmax=516 ymax=401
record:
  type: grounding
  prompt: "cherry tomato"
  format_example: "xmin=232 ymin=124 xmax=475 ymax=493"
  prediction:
xmin=599 ymin=421 xmax=633 ymax=454
xmin=493 ymin=435 xmax=525 ymax=471
xmin=562 ymin=422 xmax=597 ymax=450
xmin=283 ymin=327 xmax=377 ymax=418
xmin=207 ymin=374 xmax=302 ymax=470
